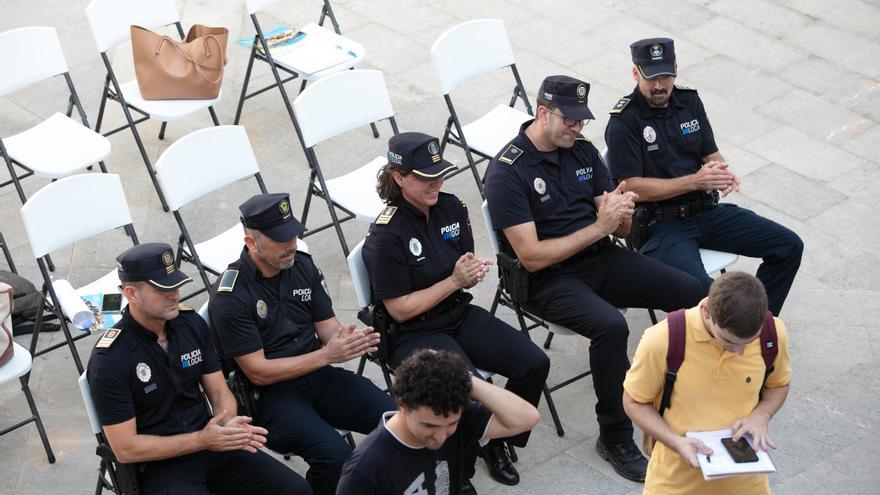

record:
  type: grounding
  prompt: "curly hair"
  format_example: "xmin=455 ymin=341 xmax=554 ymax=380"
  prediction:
xmin=707 ymin=271 xmax=769 ymax=339
xmin=376 ymin=162 xmax=407 ymax=203
xmin=392 ymin=349 xmax=472 ymax=417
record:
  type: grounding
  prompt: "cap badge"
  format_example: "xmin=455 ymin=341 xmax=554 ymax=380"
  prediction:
xmin=643 ymin=125 xmax=657 ymax=144
xmin=256 ymin=300 xmax=268 ymax=319
xmin=534 ymin=177 xmax=547 ymax=195
xmin=428 ymin=141 xmax=440 ymax=155
xmin=279 ymin=200 xmax=290 ymax=214
xmin=409 ymin=237 xmax=423 ymax=256
xmin=136 ymin=362 xmax=152 ymax=383
xmin=650 ymin=43 xmax=663 ymax=60
xmin=576 ymin=84 xmax=587 ymax=100
xmin=162 ymin=251 xmax=174 ymax=267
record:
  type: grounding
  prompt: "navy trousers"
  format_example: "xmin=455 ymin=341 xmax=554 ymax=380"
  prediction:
xmin=642 ymin=203 xmax=803 ymax=315
xmin=256 ymin=366 xmax=395 ymax=495
xmin=141 ymin=448 xmax=311 ymax=495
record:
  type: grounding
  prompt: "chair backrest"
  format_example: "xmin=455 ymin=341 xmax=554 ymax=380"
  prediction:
xmin=86 ymin=0 xmax=180 ymax=53
xmin=431 ymin=19 xmax=516 ymax=95
xmin=0 ymin=27 xmax=69 ymax=97
xmin=155 ymin=126 xmax=262 ymax=211
xmin=20 ymin=174 xmax=133 ymax=258
xmin=245 ymin=0 xmax=282 ymax=15
xmin=346 ymin=239 xmax=370 ymax=309
xmin=480 ymin=200 xmax=501 ymax=256
xmin=78 ymin=372 xmax=102 ymax=435
xmin=294 ymin=69 xmax=394 ymax=148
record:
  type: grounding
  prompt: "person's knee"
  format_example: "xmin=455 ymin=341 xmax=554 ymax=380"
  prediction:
xmin=307 ymin=436 xmax=352 ymax=471
xmin=679 ymin=272 xmax=707 ymax=306
xmin=782 ymin=230 xmax=804 ymax=264
xmin=521 ymin=346 xmax=551 ymax=382
xmin=588 ymin=311 xmax=630 ymax=349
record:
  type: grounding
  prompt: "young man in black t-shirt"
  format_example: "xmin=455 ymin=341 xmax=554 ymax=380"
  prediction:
xmin=337 ymin=350 xmax=540 ymax=495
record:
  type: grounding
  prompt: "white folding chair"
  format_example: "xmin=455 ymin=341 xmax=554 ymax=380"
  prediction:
xmin=293 ymin=69 xmax=398 ymax=257
xmin=85 ymin=0 xmax=222 ymax=212
xmin=79 ymin=372 xmax=141 ymax=494
xmin=1 ymin=343 xmax=54 ymax=464
xmin=431 ymin=19 xmax=533 ymax=196
xmin=0 ymin=26 xmax=112 ymax=205
xmin=154 ymin=125 xmax=269 ymax=300
xmin=233 ymin=0 xmax=371 ymax=145
xmin=20 ymin=173 xmax=138 ymax=373
xmin=481 ymin=200 xmax=584 ymax=437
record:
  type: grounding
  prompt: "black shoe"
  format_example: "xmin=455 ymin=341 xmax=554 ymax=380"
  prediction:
xmin=479 ymin=440 xmax=520 ymax=486
xmin=595 ymin=437 xmax=648 ymax=482
xmin=462 ymin=479 xmax=478 ymax=495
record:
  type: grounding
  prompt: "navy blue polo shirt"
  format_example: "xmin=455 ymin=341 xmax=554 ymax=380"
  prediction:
xmin=209 ymin=247 xmax=335 ymax=361
xmin=362 ymin=193 xmax=473 ymax=303
xmin=605 ymin=85 xmax=718 ymax=202
xmin=484 ymin=120 xmax=615 ymax=250
xmin=86 ymin=308 xmax=221 ymax=436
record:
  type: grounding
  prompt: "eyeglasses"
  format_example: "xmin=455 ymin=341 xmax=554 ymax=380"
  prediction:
xmin=546 ymin=110 xmax=588 ymax=128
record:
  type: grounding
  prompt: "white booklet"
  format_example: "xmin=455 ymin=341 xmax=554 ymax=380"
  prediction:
xmin=270 ymin=23 xmax=358 ymax=76
xmin=686 ymin=428 xmax=777 ymax=480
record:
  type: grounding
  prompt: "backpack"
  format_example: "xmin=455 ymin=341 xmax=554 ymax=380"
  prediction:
xmin=643 ymin=308 xmax=778 ymax=455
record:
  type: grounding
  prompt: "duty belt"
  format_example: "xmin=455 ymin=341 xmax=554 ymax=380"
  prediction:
xmin=652 ymin=191 xmax=719 ymax=220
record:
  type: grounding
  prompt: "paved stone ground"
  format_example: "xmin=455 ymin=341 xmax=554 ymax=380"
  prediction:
xmin=1 ymin=1 xmax=879 ymax=493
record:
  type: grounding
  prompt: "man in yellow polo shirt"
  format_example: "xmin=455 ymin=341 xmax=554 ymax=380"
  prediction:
xmin=623 ymin=272 xmax=790 ymax=494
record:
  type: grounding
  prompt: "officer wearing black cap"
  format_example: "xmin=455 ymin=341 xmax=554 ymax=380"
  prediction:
xmin=484 ymin=75 xmax=705 ymax=483
xmin=362 ymin=132 xmax=551 ymax=491
xmin=87 ymin=243 xmax=310 ymax=495
xmin=209 ymin=193 xmax=394 ymax=495
xmin=605 ymin=38 xmax=803 ymax=315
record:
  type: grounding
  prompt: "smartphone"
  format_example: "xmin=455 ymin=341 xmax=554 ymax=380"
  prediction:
xmin=101 ymin=293 xmax=123 ymax=313
xmin=721 ymin=437 xmax=759 ymax=463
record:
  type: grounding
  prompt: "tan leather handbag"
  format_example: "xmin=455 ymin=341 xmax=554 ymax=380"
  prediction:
xmin=0 ymin=282 xmax=14 ymax=367
xmin=131 ymin=24 xmax=228 ymax=100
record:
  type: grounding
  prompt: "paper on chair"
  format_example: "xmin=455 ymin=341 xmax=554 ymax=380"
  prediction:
xmin=52 ymin=279 xmax=95 ymax=330
xmin=686 ymin=429 xmax=777 ymax=481
xmin=270 ymin=23 xmax=357 ymax=76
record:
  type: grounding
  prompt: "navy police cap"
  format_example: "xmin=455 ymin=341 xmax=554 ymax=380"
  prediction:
xmin=631 ymin=37 xmax=676 ymax=79
xmin=117 ymin=242 xmax=192 ymax=292
xmin=538 ymin=75 xmax=595 ymax=121
xmin=239 ymin=193 xmax=306 ymax=243
xmin=387 ymin=132 xmax=457 ymax=180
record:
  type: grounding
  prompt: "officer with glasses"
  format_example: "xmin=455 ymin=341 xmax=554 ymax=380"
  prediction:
xmin=484 ymin=75 xmax=704 ymax=483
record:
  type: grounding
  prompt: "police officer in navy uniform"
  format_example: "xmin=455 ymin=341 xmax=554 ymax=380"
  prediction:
xmin=484 ymin=75 xmax=705 ymax=483
xmin=209 ymin=193 xmax=394 ymax=495
xmin=361 ymin=132 xmax=551 ymax=492
xmin=87 ymin=242 xmax=310 ymax=495
xmin=605 ymin=38 xmax=803 ymax=316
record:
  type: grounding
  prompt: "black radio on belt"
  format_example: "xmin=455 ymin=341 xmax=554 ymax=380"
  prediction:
xmin=497 ymin=252 xmax=531 ymax=305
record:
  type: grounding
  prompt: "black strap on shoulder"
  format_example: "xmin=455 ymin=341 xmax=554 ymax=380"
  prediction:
xmin=758 ymin=311 xmax=778 ymax=400
xmin=659 ymin=309 xmax=687 ymax=417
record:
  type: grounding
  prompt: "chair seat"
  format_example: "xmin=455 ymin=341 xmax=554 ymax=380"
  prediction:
xmin=76 ymin=270 xmax=122 ymax=298
xmin=460 ymin=104 xmax=532 ymax=157
xmin=4 ymin=113 xmax=111 ymax=178
xmin=119 ymin=80 xmax=222 ymax=122
xmin=270 ymin=23 xmax=365 ymax=80
xmin=700 ymin=248 xmax=738 ymax=274
xmin=0 ymin=343 xmax=33 ymax=383
xmin=190 ymin=223 xmax=246 ymax=273
xmin=319 ymin=155 xmax=387 ymax=223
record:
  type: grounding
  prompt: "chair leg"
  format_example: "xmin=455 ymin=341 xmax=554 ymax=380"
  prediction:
xmin=542 ymin=383 xmax=565 ymax=437
xmin=648 ymin=308 xmax=658 ymax=325
xmin=489 ymin=288 xmax=501 ymax=316
xmin=20 ymin=373 xmax=55 ymax=463
xmin=234 ymin=41 xmax=258 ymax=125
xmin=369 ymin=122 xmax=379 ymax=138
xmin=543 ymin=331 xmax=555 ymax=350
xmin=208 ymin=106 xmax=220 ymax=126
xmin=356 ymin=355 xmax=367 ymax=375
xmin=382 ymin=366 xmax=393 ymax=392
xmin=158 ymin=122 xmax=167 ymax=140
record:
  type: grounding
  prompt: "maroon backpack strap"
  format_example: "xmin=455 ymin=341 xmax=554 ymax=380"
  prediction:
xmin=759 ymin=311 xmax=778 ymax=399
xmin=659 ymin=309 xmax=687 ymax=417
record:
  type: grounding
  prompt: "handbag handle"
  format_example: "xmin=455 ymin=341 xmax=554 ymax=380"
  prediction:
xmin=154 ymin=35 xmax=225 ymax=86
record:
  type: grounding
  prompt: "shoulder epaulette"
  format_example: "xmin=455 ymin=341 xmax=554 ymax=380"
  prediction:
xmin=459 ymin=200 xmax=468 ymax=210
xmin=375 ymin=206 xmax=397 ymax=225
xmin=217 ymin=269 xmax=239 ymax=293
xmin=575 ymin=134 xmax=590 ymax=142
xmin=498 ymin=144 xmax=523 ymax=165
xmin=674 ymin=83 xmax=696 ymax=92
xmin=178 ymin=304 xmax=193 ymax=311
xmin=609 ymin=97 xmax=631 ymax=114
xmin=95 ymin=328 xmax=122 ymax=349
